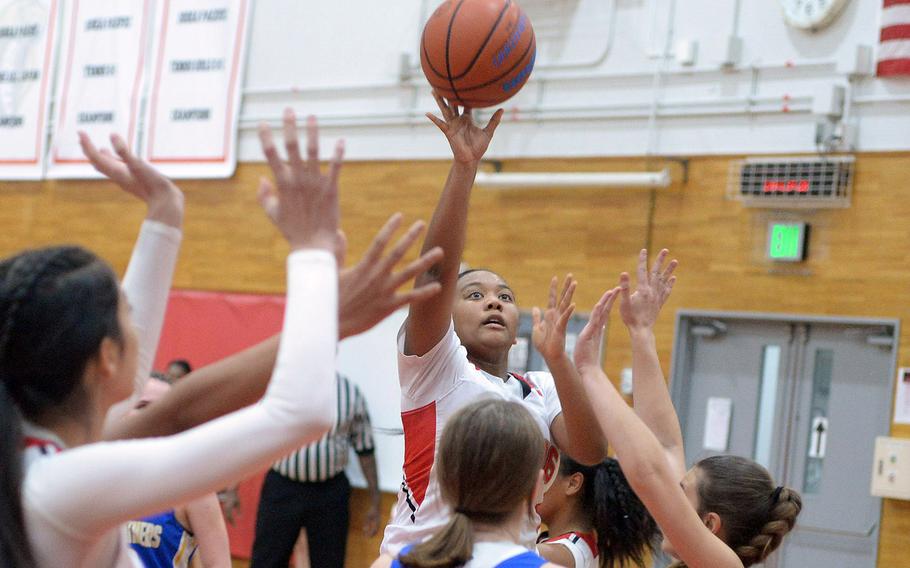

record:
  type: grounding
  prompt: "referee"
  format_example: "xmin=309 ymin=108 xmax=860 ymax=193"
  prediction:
xmin=250 ymin=374 xmax=380 ymax=568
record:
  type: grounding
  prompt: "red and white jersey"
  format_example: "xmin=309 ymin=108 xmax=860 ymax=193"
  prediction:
xmin=539 ymin=531 xmax=598 ymax=568
xmin=380 ymin=323 xmax=563 ymax=555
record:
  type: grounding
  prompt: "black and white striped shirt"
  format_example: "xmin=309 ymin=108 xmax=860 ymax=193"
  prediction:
xmin=271 ymin=374 xmax=374 ymax=482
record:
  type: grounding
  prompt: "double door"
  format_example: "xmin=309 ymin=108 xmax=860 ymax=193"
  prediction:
xmin=668 ymin=312 xmax=896 ymax=568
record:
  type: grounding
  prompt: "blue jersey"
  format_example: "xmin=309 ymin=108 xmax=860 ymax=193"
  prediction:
xmin=127 ymin=510 xmax=197 ymax=568
xmin=392 ymin=543 xmax=547 ymax=567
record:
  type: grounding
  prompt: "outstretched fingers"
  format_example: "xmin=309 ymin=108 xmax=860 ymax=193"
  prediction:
xmin=305 ymin=115 xmax=320 ymax=176
xmin=556 ymin=302 xmax=576 ymax=332
xmin=557 ymin=274 xmax=576 ymax=314
xmin=258 ymin=122 xmax=287 ymax=182
xmin=360 ymin=213 xmax=404 ymax=265
xmin=392 ymin=280 xmax=443 ymax=309
xmin=618 ymin=272 xmax=633 ymax=304
xmin=328 ymin=139 xmax=345 ymax=189
xmin=282 ymin=108 xmax=304 ymax=172
xmin=109 ymin=133 xmax=162 ymax=193
xmin=432 ymin=90 xmax=455 ymax=121
xmin=646 ymin=248 xmax=678 ymax=284
xmin=79 ymin=132 xmax=129 ymax=183
xmin=483 ymin=108 xmax=504 ymax=137
xmin=547 ymin=276 xmax=558 ymax=310
xmin=662 ymin=258 xmax=679 ymax=281
xmin=257 ymin=177 xmax=279 ymax=222
xmin=376 ymin=220 xmax=430 ymax=279
xmin=387 ymin=245 xmax=444 ymax=292
xmin=426 ymin=112 xmax=449 ymax=134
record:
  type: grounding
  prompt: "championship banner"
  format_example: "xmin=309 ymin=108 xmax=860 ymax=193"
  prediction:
xmin=47 ymin=0 xmax=154 ymax=178
xmin=142 ymin=0 xmax=251 ymax=178
xmin=0 ymin=0 xmax=59 ymax=180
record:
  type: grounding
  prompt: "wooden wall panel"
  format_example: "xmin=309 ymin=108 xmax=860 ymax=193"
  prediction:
xmin=5 ymin=153 xmax=910 ymax=567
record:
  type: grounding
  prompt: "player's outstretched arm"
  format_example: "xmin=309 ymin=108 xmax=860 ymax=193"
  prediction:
xmin=105 ymin=110 xmax=442 ymax=441
xmin=532 ymin=275 xmax=608 ymax=464
xmin=617 ymin=249 xmax=685 ymax=480
xmin=404 ymin=91 xmax=503 ymax=357
xmin=81 ymin=132 xmax=185 ymax=431
xmin=574 ymin=292 xmax=742 ymax=568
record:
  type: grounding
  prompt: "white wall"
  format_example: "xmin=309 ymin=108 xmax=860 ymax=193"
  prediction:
xmin=237 ymin=0 xmax=910 ymax=162
xmin=338 ymin=309 xmax=407 ymax=493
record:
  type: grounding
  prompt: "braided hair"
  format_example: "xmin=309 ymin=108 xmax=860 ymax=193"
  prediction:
xmin=0 ymin=246 xmax=122 ymax=418
xmin=669 ymin=455 xmax=802 ymax=568
xmin=559 ymin=456 xmax=659 ymax=568
xmin=0 ymin=246 xmax=123 ymax=568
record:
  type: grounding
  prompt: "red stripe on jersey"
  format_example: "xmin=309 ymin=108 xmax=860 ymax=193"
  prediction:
xmin=23 ymin=436 xmax=62 ymax=452
xmin=884 ymin=0 xmax=910 ymax=7
xmin=546 ymin=531 xmax=599 ymax=558
xmin=510 ymin=372 xmax=542 ymax=397
xmin=881 ymin=24 xmax=910 ymax=41
xmin=401 ymin=400 xmax=437 ymax=508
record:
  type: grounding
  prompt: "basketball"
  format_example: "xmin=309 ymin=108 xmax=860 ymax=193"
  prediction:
xmin=420 ymin=0 xmax=536 ymax=108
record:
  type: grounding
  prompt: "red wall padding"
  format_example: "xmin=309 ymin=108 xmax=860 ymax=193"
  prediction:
xmin=154 ymin=289 xmax=286 ymax=559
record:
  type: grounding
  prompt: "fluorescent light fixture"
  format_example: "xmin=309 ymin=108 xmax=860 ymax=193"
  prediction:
xmin=474 ymin=168 xmax=671 ymax=189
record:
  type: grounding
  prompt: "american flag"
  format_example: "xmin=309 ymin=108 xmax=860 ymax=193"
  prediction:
xmin=878 ymin=0 xmax=910 ymax=76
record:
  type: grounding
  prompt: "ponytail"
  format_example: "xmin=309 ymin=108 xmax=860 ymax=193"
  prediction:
xmin=0 ymin=381 xmax=35 ymax=568
xmin=398 ymin=399 xmax=545 ymax=568
xmin=398 ymin=511 xmax=476 ymax=568
xmin=666 ymin=487 xmax=802 ymax=568
xmin=734 ymin=487 xmax=802 ymax=566
xmin=683 ymin=456 xmax=803 ymax=568
xmin=561 ymin=456 xmax=658 ymax=568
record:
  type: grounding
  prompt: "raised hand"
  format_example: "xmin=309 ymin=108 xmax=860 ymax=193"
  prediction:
xmin=532 ymin=275 xmax=577 ymax=361
xmin=79 ymin=132 xmax=184 ymax=228
xmin=618 ymin=249 xmax=678 ymax=332
xmin=574 ymin=287 xmax=620 ymax=372
xmin=257 ymin=108 xmax=342 ymax=251
xmin=426 ymin=91 xmax=503 ymax=164
xmin=339 ymin=214 xmax=444 ymax=338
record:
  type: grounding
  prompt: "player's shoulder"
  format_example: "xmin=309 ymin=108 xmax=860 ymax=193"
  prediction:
xmin=514 ymin=371 xmax=556 ymax=396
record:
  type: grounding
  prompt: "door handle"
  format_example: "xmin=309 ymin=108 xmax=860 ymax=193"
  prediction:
xmin=797 ymin=523 xmax=877 ymax=538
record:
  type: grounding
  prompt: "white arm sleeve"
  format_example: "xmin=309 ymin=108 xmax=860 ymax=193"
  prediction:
xmin=105 ymin=220 xmax=182 ymax=426
xmin=24 ymin=250 xmax=338 ymax=540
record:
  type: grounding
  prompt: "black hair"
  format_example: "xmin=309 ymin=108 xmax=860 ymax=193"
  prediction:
xmin=560 ymin=455 xmax=659 ymax=568
xmin=0 ymin=382 xmax=34 ymax=568
xmin=457 ymin=267 xmax=507 ymax=283
xmin=167 ymin=359 xmax=192 ymax=375
xmin=0 ymin=245 xmax=123 ymax=568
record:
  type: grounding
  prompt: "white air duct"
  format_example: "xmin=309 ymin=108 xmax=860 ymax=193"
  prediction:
xmin=474 ymin=169 xmax=671 ymax=189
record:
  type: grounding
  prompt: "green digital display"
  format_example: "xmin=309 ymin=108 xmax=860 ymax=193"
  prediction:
xmin=768 ymin=222 xmax=807 ymax=262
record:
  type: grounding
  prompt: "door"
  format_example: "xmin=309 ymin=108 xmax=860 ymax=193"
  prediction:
xmin=669 ymin=313 xmax=896 ymax=568
xmin=777 ymin=324 xmax=893 ymax=567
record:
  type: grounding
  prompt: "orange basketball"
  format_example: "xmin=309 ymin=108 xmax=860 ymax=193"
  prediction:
xmin=420 ymin=0 xmax=536 ymax=108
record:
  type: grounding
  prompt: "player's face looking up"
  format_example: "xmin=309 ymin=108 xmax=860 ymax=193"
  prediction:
xmin=452 ymin=270 xmax=519 ymax=360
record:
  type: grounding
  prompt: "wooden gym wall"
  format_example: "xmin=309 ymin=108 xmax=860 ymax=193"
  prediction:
xmin=2 ymin=153 xmax=909 ymax=567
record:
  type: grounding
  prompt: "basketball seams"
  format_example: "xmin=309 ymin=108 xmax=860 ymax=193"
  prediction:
xmin=444 ymin=0 xmax=467 ymax=105
xmin=453 ymin=28 xmax=534 ymax=92
xmin=422 ymin=0 xmax=535 ymax=107
xmin=450 ymin=0 xmax=513 ymax=81
xmin=422 ymin=36 xmax=448 ymax=80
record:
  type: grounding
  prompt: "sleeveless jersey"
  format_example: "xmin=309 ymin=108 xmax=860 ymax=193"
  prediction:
xmin=539 ymin=531 xmax=597 ymax=568
xmin=381 ymin=323 xmax=563 ymax=555
xmin=128 ymin=510 xmax=197 ymax=568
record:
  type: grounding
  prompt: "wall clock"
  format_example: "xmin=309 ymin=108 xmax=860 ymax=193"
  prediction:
xmin=779 ymin=0 xmax=850 ymax=31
